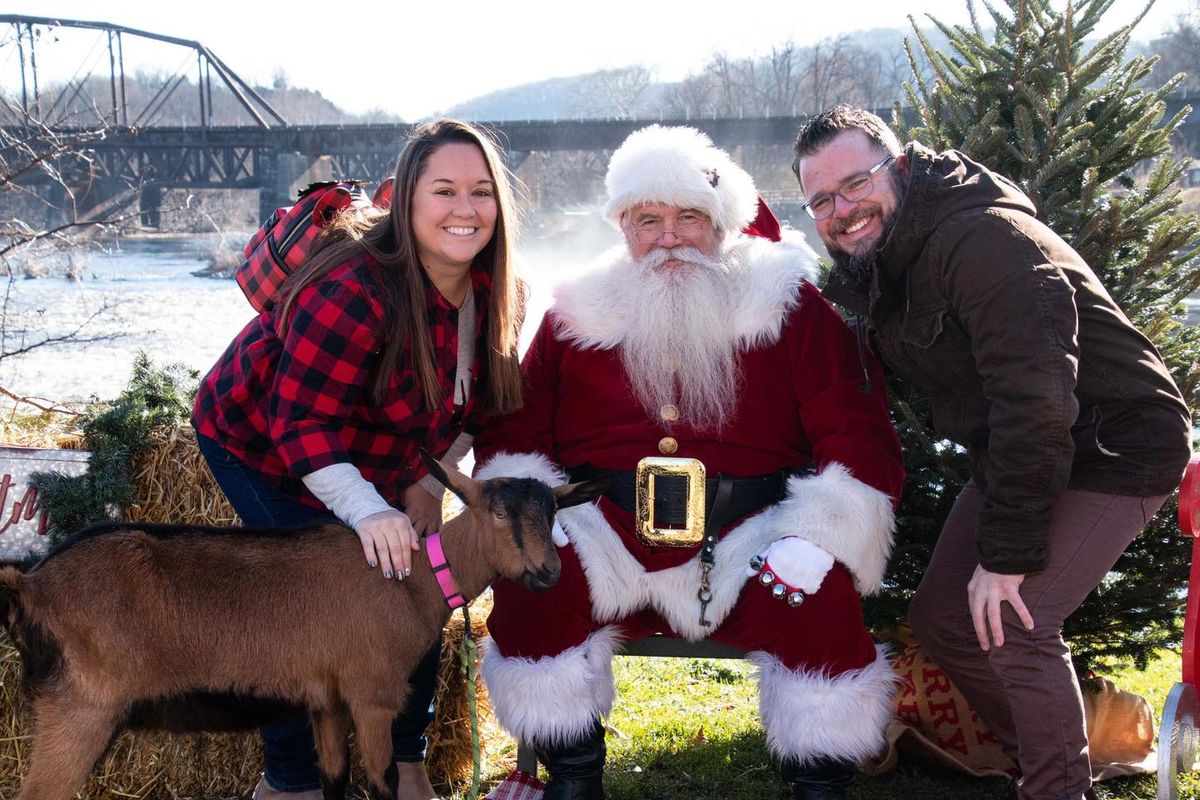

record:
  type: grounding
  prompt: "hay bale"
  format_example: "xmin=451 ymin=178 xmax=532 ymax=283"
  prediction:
xmin=0 ymin=638 xmax=261 ymax=800
xmin=0 ymin=411 xmax=83 ymax=450
xmin=127 ymin=425 xmax=238 ymax=525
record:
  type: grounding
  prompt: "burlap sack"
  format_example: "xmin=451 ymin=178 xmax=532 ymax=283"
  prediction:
xmin=868 ymin=632 xmax=1156 ymax=781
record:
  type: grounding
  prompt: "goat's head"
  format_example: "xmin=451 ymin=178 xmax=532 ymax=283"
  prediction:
xmin=419 ymin=451 xmax=605 ymax=592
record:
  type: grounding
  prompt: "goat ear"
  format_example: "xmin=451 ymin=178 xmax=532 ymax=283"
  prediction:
xmin=418 ymin=448 xmax=479 ymax=506
xmin=553 ymin=478 xmax=608 ymax=509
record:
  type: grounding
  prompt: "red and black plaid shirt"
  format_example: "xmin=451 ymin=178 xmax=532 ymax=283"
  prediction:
xmin=194 ymin=253 xmax=490 ymax=509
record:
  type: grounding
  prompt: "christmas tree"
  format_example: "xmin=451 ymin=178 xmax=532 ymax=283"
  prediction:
xmin=863 ymin=0 xmax=1200 ymax=674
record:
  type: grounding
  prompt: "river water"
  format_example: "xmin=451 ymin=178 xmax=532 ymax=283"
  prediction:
xmin=0 ymin=231 xmax=596 ymax=407
xmin=0 ymin=236 xmax=256 ymax=406
xmin=1 ymin=234 xmax=1197 ymax=409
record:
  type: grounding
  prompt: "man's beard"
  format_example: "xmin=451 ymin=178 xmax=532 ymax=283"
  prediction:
xmin=616 ymin=245 xmax=742 ymax=432
xmin=830 ymin=215 xmax=893 ymax=285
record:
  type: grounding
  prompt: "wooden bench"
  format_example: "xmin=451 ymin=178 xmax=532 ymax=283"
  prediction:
xmin=515 ymin=635 xmax=748 ymax=775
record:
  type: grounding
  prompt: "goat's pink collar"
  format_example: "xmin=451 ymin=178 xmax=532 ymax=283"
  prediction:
xmin=426 ymin=533 xmax=465 ymax=610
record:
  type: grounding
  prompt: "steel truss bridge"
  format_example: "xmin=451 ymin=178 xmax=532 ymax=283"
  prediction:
xmin=6 ymin=119 xmax=818 ymax=223
xmin=3 ymin=14 xmax=1197 ymax=225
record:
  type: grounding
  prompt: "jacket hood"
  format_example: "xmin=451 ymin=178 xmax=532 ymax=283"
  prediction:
xmin=879 ymin=143 xmax=1036 ymax=278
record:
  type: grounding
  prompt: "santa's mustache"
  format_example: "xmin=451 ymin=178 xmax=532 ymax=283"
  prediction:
xmin=635 ymin=245 xmax=727 ymax=273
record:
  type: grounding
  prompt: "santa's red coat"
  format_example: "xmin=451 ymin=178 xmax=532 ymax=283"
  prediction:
xmin=474 ymin=234 xmax=904 ymax=759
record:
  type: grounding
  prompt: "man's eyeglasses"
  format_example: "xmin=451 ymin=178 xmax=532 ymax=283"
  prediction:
xmin=801 ymin=155 xmax=895 ymax=220
xmin=628 ymin=211 xmax=711 ymax=244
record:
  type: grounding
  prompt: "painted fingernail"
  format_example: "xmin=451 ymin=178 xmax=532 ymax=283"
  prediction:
xmin=369 ymin=560 xmax=378 ymax=568
xmin=404 ymin=567 xmax=412 ymax=577
xmin=384 ymin=570 xmax=393 ymax=579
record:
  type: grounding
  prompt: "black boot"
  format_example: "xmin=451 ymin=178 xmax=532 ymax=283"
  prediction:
xmin=532 ymin=719 xmax=606 ymax=800
xmin=780 ymin=756 xmax=856 ymax=800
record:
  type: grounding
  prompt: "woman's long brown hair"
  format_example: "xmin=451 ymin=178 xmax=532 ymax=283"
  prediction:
xmin=276 ymin=118 xmax=524 ymax=414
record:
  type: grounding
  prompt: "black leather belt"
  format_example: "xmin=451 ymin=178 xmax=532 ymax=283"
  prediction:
xmin=567 ymin=464 xmax=791 ymax=530
xmin=569 ymin=461 xmax=797 ymax=628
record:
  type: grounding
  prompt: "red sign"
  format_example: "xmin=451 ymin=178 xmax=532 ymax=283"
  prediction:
xmin=0 ymin=446 xmax=90 ymax=562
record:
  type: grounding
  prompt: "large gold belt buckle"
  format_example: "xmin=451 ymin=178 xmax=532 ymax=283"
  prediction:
xmin=635 ymin=456 xmax=706 ymax=548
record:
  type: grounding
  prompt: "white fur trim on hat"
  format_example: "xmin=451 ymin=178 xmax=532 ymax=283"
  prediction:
xmin=603 ymin=125 xmax=759 ymax=235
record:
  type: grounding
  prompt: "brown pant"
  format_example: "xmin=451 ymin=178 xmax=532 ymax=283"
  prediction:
xmin=908 ymin=483 xmax=1167 ymax=800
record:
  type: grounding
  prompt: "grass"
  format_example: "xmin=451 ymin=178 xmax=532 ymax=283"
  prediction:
xmin=463 ymin=650 xmax=1200 ymax=800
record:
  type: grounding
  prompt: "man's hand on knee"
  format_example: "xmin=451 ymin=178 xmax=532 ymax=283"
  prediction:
xmin=967 ymin=564 xmax=1035 ymax=650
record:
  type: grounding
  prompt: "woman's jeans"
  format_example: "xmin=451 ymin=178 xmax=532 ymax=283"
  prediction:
xmin=196 ymin=432 xmax=441 ymax=792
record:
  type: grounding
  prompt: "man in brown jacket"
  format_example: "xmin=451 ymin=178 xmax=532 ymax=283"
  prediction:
xmin=792 ymin=105 xmax=1192 ymax=800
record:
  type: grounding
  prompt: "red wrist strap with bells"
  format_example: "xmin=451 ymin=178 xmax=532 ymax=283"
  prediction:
xmin=749 ymin=535 xmax=809 ymax=607
xmin=426 ymin=533 xmax=465 ymax=610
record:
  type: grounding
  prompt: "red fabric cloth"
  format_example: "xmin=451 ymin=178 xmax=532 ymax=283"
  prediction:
xmin=484 ymin=771 xmax=545 ymax=800
xmin=194 ymin=255 xmax=489 ymax=507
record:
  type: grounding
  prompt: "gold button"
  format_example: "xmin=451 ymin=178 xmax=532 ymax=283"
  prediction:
xmin=658 ymin=436 xmax=679 ymax=454
xmin=660 ymin=403 xmax=679 ymax=422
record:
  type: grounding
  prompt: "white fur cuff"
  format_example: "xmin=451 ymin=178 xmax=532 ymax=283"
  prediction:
xmin=480 ymin=628 xmax=622 ymax=747
xmin=750 ymin=645 xmax=899 ymax=764
xmin=771 ymin=464 xmax=895 ymax=595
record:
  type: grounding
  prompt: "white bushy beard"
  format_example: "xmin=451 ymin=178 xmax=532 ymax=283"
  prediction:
xmin=616 ymin=245 xmax=743 ymax=433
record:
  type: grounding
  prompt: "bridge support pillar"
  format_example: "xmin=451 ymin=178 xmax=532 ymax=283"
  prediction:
xmin=258 ymin=150 xmax=327 ymax=221
xmin=139 ymin=185 xmax=162 ymax=228
xmin=508 ymin=151 xmax=530 ymax=171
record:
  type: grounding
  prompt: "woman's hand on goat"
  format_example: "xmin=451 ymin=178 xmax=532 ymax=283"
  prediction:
xmin=355 ymin=509 xmax=420 ymax=580
xmin=402 ymin=483 xmax=444 ymax=536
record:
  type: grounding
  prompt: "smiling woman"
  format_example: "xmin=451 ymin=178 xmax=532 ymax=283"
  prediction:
xmin=412 ymin=143 xmax=499 ymax=301
xmin=188 ymin=118 xmax=526 ymax=800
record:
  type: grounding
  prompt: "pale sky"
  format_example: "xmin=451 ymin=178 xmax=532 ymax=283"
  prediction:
xmin=3 ymin=0 xmax=1195 ymax=120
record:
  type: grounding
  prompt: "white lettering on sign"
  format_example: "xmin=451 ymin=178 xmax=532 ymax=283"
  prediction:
xmin=0 ymin=446 xmax=90 ymax=562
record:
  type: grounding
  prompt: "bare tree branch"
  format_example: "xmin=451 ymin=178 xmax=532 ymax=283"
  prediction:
xmin=0 ymin=384 xmax=85 ymax=416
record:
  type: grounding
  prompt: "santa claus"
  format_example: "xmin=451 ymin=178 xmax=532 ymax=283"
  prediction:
xmin=474 ymin=125 xmax=905 ymax=800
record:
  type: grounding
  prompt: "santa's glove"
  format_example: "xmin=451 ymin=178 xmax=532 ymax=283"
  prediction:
xmin=746 ymin=536 xmax=835 ymax=607
xmin=552 ymin=519 xmax=569 ymax=548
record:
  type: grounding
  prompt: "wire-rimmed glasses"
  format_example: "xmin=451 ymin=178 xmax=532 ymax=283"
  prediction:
xmin=628 ymin=210 xmax=712 ymax=244
xmin=801 ymin=155 xmax=894 ymax=220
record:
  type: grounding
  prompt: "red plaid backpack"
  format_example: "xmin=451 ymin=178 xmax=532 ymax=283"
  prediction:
xmin=236 ymin=179 xmax=392 ymax=313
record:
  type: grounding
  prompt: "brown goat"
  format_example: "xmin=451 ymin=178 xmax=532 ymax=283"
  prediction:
xmin=0 ymin=453 xmax=603 ymax=800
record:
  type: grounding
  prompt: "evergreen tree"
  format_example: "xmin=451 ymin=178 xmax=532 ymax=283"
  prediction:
xmin=30 ymin=353 xmax=198 ymax=546
xmin=864 ymin=0 xmax=1200 ymax=674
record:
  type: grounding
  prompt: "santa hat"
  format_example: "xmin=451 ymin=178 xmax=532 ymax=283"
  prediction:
xmin=603 ymin=125 xmax=760 ymax=236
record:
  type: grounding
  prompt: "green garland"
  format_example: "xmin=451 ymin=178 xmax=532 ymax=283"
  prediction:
xmin=30 ymin=352 xmax=199 ymax=549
